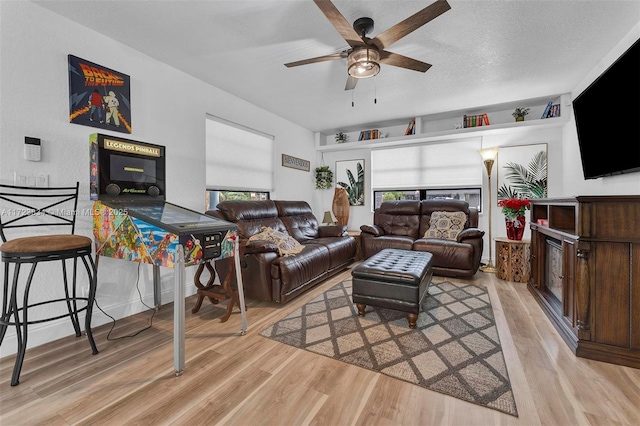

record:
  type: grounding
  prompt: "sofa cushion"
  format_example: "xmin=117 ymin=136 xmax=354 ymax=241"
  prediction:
xmin=304 ymin=237 xmax=356 ymax=270
xmin=275 ymin=200 xmax=320 ymax=242
xmin=424 ymin=211 xmax=467 ymax=241
xmin=248 ymin=226 xmax=304 ymax=256
xmin=419 ymin=199 xmax=476 ymax=236
xmin=374 ymin=200 xmax=421 ymax=239
xmin=215 ymin=200 xmax=288 ymax=239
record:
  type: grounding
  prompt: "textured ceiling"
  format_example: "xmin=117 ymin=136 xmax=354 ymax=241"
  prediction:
xmin=33 ymin=0 xmax=640 ymax=134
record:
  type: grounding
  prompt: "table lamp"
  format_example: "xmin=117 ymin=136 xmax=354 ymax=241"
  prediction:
xmin=322 ymin=210 xmax=337 ymax=225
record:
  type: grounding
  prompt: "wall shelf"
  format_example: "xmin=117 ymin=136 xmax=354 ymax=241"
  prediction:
xmin=316 ymin=94 xmax=570 ymax=152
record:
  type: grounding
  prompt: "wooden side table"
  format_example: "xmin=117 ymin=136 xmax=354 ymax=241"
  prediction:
xmin=495 ymin=237 xmax=530 ymax=282
xmin=347 ymin=230 xmax=362 ymax=261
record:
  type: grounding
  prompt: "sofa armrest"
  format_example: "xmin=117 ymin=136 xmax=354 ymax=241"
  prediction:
xmin=457 ymin=228 xmax=485 ymax=242
xmin=318 ymin=225 xmax=347 ymax=237
xmin=360 ymin=224 xmax=385 ymax=237
xmin=245 ymin=239 xmax=280 ymax=255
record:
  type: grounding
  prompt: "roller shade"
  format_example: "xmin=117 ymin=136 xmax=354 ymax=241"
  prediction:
xmin=206 ymin=115 xmax=274 ymax=191
xmin=371 ymin=138 xmax=482 ymax=189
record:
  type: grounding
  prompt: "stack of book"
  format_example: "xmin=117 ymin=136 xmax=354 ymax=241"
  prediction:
xmin=541 ymin=102 xmax=561 ymax=118
xmin=358 ymin=129 xmax=380 ymax=141
xmin=404 ymin=119 xmax=415 ymax=135
xmin=462 ymin=113 xmax=490 ymax=128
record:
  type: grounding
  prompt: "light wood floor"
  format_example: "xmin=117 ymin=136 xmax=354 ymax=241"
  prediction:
xmin=1 ymin=267 xmax=639 ymax=425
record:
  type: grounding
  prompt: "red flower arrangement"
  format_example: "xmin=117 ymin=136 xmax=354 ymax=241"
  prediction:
xmin=498 ymin=198 xmax=531 ymax=219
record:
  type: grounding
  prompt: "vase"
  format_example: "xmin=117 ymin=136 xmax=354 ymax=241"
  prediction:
xmin=332 ymin=188 xmax=350 ymax=227
xmin=505 ymin=215 xmax=526 ymax=240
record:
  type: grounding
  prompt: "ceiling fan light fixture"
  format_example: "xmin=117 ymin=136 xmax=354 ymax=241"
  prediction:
xmin=348 ymin=47 xmax=380 ymax=79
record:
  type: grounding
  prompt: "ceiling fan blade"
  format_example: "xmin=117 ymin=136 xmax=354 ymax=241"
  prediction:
xmin=380 ymin=51 xmax=432 ymax=73
xmin=313 ymin=0 xmax=366 ymax=48
xmin=285 ymin=52 xmax=345 ymax=68
xmin=345 ymin=75 xmax=358 ymax=91
xmin=371 ymin=0 xmax=451 ymax=50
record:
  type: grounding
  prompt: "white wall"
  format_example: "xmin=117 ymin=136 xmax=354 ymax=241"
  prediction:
xmin=562 ymin=22 xmax=640 ymax=196
xmin=0 ymin=1 xmax=316 ymax=357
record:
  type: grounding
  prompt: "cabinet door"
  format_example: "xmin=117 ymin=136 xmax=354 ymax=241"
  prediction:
xmin=562 ymin=239 xmax=577 ymax=330
xmin=529 ymin=227 xmax=544 ymax=289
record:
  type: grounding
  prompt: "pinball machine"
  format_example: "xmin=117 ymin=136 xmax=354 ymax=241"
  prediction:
xmin=90 ymin=133 xmax=246 ymax=376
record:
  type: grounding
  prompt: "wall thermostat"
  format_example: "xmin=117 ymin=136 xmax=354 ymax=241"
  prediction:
xmin=25 ymin=137 xmax=41 ymax=162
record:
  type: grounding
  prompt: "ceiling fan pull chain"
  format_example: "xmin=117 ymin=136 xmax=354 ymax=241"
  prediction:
xmin=352 ymin=90 xmax=355 ymax=107
xmin=374 ymin=79 xmax=377 ymax=104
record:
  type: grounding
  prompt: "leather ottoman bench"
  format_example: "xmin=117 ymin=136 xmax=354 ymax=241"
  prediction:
xmin=351 ymin=248 xmax=433 ymax=328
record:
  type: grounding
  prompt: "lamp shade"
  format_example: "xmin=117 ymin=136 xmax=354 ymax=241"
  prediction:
xmin=479 ymin=147 xmax=498 ymax=162
xmin=479 ymin=147 xmax=499 ymax=175
xmin=348 ymin=47 xmax=381 ymax=79
xmin=322 ymin=210 xmax=337 ymax=225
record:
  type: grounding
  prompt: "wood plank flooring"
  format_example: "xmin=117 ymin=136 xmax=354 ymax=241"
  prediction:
xmin=1 ymin=267 xmax=639 ymax=425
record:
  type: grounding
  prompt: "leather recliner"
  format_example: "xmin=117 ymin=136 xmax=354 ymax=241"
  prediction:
xmin=206 ymin=200 xmax=356 ymax=303
xmin=359 ymin=199 xmax=485 ymax=278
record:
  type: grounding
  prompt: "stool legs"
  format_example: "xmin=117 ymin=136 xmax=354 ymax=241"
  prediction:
xmin=62 ymin=258 xmax=81 ymax=337
xmin=0 ymin=263 xmax=11 ymax=345
xmin=14 ymin=262 xmax=36 ymax=386
xmin=0 ymin=254 xmax=99 ymax=386
xmin=81 ymin=255 xmax=99 ymax=355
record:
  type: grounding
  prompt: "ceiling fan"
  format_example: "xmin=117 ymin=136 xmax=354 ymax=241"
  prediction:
xmin=285 ymin=0 xmax=451 ymax=90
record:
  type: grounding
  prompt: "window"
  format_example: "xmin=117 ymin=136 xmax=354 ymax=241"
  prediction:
xmin=371 ymin=138 xmax=483 ymax=211
xmin=205 ymin=190 xmax=269 ymax=211
xmin=373 ymin=188 xmax=481 ymax=211
xmin=205 ymin=115 xmax=274 ymax=210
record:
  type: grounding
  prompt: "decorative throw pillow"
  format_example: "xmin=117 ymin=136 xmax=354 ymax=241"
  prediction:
xmin=424 ymin=211 xmax=467 ymax=241
xmin=248 ymin=226 xmax=304 ymax=256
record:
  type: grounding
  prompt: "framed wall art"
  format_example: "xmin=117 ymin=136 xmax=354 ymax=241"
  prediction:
xmin=336 ymin=159 xmax=365 ymax=206
xmin=68 ymin=55 xmax=132 ymax=134
xmin=497 ymin=143 xmax=548 ymax=200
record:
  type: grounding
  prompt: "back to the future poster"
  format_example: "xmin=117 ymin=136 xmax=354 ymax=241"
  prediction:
xmin=68 ymin=54 xmax=131 ymax=134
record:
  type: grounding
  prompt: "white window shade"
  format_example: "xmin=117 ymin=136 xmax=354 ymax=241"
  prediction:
xmin=206 ymin=115 xmax=274 ymax=191
xmin=371 ymin=138 xmax=482 ymax=189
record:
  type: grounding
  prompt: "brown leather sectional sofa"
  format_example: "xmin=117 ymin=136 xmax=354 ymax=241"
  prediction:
xmin=206 ymin=200 xmax=356 ymax=303
xmin=360 ymin=199 xmax=485 ymax=278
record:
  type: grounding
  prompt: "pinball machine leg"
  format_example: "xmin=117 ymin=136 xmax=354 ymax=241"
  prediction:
xmin=153 ymin=265 xmax=161 ymax=310
xmin=234 ymin=238 xmax=247 ymax=335
xmin=173 ymin=245 xmax=185 ymax=376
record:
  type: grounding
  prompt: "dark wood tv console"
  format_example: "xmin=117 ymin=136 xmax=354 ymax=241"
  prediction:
xmin=528 ymin=196 xmax=640 ymax=368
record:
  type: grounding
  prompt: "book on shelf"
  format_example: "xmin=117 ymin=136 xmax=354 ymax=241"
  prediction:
xmin=542 ymin=102 xmax=561 ymax=118
xmin=462 ymin=113 xmax=488 ymax=128
xmin=404 ymin=119 xmax=415 ymax=135
xmin=358 ymin=129 xmax=380 ymax=141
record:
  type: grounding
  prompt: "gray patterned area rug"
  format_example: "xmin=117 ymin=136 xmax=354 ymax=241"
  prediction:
xmin=260 ymin=279 xmax=518 ymax=417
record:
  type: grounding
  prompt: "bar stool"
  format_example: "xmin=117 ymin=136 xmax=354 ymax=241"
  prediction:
xmin=0 ymin=182 xmax=98 ymax=386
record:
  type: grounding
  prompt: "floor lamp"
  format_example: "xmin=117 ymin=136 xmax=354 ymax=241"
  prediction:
xmin=479 ymin=147 xmax=498 ymax=273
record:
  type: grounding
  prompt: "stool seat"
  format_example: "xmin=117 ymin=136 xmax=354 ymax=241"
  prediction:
xmin=0 ymin=235 xmax=92 ymax=254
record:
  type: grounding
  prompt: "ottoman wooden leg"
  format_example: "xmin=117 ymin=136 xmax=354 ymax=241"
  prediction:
xmin=356 ymin=303 xmax=366 ymax=317
xmin=407 ymin=313 xmax=418 ymax=329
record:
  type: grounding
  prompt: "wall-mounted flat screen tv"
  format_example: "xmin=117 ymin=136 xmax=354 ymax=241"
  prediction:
xmin=573 ymin=38 xmax=640 ymax=180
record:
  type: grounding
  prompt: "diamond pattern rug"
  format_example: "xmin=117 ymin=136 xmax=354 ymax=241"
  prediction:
xmin=259 ymin=279 xmax=518 ymax=417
